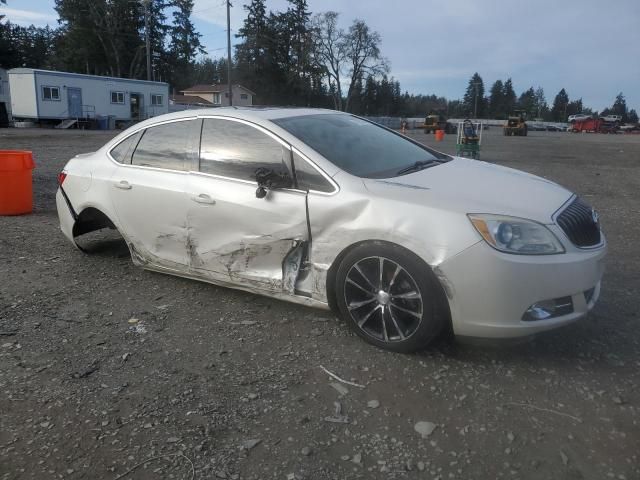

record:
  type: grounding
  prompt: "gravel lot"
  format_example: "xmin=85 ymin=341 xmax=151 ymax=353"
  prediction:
xmin=1 ymin=126 xmax=639 ymax=480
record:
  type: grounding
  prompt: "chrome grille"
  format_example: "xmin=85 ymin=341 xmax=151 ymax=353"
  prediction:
xmin=556 ymin=197 xmax=601 ymax=247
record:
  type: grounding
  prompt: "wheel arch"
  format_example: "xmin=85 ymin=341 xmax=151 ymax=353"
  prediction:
xmin=325 ymin=239 xmax=452 ymax=326
xmin=72 ymin=206 xmax=118 ymax=239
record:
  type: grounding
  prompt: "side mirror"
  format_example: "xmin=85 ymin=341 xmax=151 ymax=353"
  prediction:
xmin=255 ymin=185 xmax=268 ymax=198
xmin=254 ymin=167 xmax=291 ymax=198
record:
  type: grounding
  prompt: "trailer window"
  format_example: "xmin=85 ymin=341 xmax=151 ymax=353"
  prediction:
xmin=111 ymin=91 xmax=125 ymax=104
xmin=151 ymin=94 xmax=163 ymax=106
xmin=42 ymin=86 xmax=60 ymax=101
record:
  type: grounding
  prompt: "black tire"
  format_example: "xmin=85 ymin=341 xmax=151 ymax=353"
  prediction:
xmin=334 ymin=242 xmax=448 ymax=353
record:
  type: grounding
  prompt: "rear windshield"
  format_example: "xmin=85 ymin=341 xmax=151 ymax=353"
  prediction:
xmin=273 ymin=114 xmax=449 ymax=178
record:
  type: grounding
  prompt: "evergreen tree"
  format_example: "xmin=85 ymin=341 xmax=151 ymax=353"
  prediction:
xmin=517 ymin=87 xmax=537 ymax=119
xmin=488 ymin=80 xmax=504 ymax=118
xmin=628 ymin=109 xmax=638 ymax=124
xmin=362 ymin=75 xmax=377 ymax=115
xmin=611 ymin=92 xmax=628 ymax=121
xmin=534 ymin=87 xmax=548 ymax=119
xmin=503 ymin=78 xmax=516 ymax=115
xmin=463 ymin=73 xmax=486 ymax=117
xmin=168 ymin=0 xmax=204 ymax=90
xmin=566 ymin=98 xmax=583 ymax=117
xmin=551 ymin=88 xmax=570 ymax=121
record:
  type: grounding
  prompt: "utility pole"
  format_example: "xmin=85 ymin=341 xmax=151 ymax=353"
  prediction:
xmin=226 ymin=1 xmax=233 ymax=106
xmin=143 ymin=0 xmax=152 ymax=81
xmin=473 ymin=81 xmax=481 ymax=119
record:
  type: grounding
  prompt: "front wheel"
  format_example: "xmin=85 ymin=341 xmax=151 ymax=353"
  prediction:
xmin=335 ymin=243 xmax=448 ymax=352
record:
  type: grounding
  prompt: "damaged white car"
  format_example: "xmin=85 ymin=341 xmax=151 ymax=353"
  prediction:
xmin=56 ymin=108 xmax=606 ymax=352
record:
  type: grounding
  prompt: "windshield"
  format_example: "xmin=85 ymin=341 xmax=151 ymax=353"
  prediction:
xmin=273 ymin=114 xmax=449 ymax=178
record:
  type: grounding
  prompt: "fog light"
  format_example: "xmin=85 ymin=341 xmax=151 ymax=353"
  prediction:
xmin=584 ymin=287 xmax=596 ymax=304
xmin=523 ymin=300 xmax=556 ymax=321
xmin=522 ymin=296 xmax=574 ymax=321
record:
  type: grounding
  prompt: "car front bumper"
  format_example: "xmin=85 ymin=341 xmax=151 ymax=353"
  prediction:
xmin=437 ymin=240 xmax=606 ymax=338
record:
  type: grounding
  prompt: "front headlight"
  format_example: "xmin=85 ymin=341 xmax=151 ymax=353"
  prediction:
xmin=468 ymin=214 xmax=565 ymax=255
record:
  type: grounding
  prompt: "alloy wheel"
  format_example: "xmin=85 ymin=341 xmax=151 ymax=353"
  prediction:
xmin=343 ymin=256 xmax=423 ymax=343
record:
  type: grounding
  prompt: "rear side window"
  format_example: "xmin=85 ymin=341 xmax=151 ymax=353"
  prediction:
xmin=110 ymin=131 xmax=142 ymax=164
xmin=293 ymin=151 xmax=334 ymax=193
xmin=132 ymin=120 xmax=194 ymax=171
xmin=199 ymin=118 xmax=290 ymax=183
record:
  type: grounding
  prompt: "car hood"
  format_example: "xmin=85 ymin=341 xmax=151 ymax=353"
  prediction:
xmin=364 ymin=157 xmax=572 ymax=224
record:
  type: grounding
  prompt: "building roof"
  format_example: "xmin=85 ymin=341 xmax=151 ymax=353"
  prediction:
xmin=8 ymin=68 xmax=168 ymax=86
xmin=181 ymin=83 xmax=257 ymax=96
xmin=169 ymin=94 xmax=213 ymax=106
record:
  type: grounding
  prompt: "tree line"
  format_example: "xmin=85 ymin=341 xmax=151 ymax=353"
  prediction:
xmin=460 ymin=72 xmax=638 ymax=123
xmin=1 ymin=0 xmax=205 ymax=91
xmin=0 ymin=0 xmax=637 ymax=123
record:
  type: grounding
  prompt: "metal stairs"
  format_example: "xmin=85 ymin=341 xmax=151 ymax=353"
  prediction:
xmin=55 ymin=119 xmax=78 ymax=129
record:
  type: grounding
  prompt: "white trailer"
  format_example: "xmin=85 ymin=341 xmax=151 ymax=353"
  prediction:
xmin=0 ymin=68 xmax=11 ymax=126
xmin=8 ymin=68 xmax=169 ymax=124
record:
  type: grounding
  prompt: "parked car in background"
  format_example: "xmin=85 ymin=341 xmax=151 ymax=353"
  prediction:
xmin=568 ymin=113 xmax=591 ymax=123
xmin=600 ymin=114 xmax=622 ymax=123
xmin=56 ymin=108 xmax=606 ymax=352
xmin=526 ymin=122 xmax=546 ymax=131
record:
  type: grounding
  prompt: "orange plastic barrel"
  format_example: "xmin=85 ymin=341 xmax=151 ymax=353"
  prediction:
xmin=0 ymin=150 xmax=36 ymax=215
xmin=434 ymin=130 xmax=445 ymax=141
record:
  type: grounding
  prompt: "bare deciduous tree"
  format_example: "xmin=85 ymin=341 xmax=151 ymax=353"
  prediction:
xmin=343 ymin=20 xmax=388 ymax=112
xmin=311 ymin=11 xmax=347 ymax=110
xmin=311 ymin=12 xmax=388 ymax=112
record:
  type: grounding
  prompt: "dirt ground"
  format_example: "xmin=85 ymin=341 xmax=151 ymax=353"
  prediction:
xmin=1 ymin=126 xmax=639 ymax=480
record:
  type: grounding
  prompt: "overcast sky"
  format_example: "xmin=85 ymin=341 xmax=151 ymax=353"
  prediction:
xmin=3 ymin=0 xmax=639 ymax=111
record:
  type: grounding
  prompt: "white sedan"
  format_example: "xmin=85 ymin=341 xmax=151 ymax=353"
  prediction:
xmin=56 ymin=108 xmax=606 ymax=352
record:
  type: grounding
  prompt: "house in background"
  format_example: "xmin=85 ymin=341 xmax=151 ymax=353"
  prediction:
xmin=0 ymin=68 xmax=11 ymax=127
xmin=168 ymin=93 xmax=214 ymax=112
xmin=180 ymin=84 xmax=255 ymax=107
xmin=8 ymin=68 xmax=169 ymax=126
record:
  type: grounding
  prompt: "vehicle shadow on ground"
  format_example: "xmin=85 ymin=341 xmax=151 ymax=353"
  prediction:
xmin=71 ymin=229 xmax=632 ymax=369
xmin=74 ymin=229 xmax=130 ymax=257
xmin=433 ymin=316 xmax=631 ymax=368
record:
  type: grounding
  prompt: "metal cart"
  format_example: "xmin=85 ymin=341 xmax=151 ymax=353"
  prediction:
xmin=456 ymin=120 xmax=483 ymax=159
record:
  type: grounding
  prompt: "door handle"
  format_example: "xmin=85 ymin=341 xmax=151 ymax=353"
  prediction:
xmin=191 ymin=193 xmax=216 ymax=205
xmin=114 ymin=180 xmax=132 ymax=190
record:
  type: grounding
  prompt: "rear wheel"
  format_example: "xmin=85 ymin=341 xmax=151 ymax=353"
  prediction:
xmin=335 ymin=243 xmax=448 ymax=352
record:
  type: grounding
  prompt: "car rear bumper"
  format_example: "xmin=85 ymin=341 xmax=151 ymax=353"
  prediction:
xmin=56 ymin=188 xmax=76 ymax=245
xmin=437 ymin=240 xmax=606 ymax=338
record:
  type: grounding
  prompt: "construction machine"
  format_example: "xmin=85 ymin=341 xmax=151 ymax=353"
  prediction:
xmin=503 ymin=110 xmax=528 ymax=136
xmin=423 ymin=113 xmax=456 ymax=134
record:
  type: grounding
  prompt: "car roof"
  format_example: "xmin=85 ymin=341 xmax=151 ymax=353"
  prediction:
xmin=142 ymin=107 xmax=341 ymax=125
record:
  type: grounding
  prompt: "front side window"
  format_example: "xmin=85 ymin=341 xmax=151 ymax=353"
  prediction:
xmin=199 ymin=118 xmax=290 ymax=184
xmin=293 ymin=151 xmax=334 ymax=193
xmin=131 ymin=120 xmax=194 ymax=170
xmin=111 ymin=91 xmax=125 ymax=104
xmin=151 ymin=94 xmax=163 ymax=106
xmin=42 ymin=86 xmax=60 ymax=101
xmin=240 ymin=93 xmax=248 ymax=100
xmin=274 ymin=114 xmax=449 ymax=179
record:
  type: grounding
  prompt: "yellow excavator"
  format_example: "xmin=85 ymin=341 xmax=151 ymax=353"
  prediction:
xmin=503 ymin=110 xmax=528 ymax=136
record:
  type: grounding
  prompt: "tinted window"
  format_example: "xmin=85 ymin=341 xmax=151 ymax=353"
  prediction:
xmin=293 ymin=152 xmax=334 ymax=193
xmin=199 ymin=118 xmax=290 ymax=183
xmin=131 ymin=120 xmax=194 ymax=170
xmin=110 ymin=131 xmax=142 ymax=164
xmin=274 ymin=114 xmax=448 ymax=179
